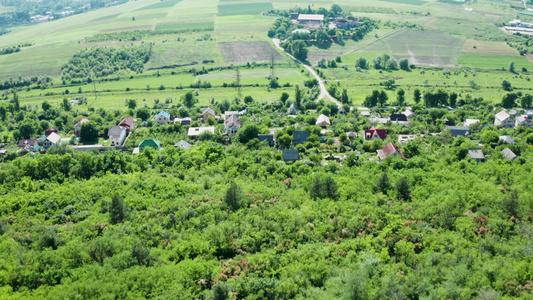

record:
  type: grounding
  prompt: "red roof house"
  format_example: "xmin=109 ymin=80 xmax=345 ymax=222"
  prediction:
xmin=74 ymin=118 xmax=90 ymax=136
xmin=377 ymin=142 xmax=407 ymax=161
xmin=365 ymin=126 xmax=387 ymax=140
xmin=119 ymin=117 xmax=135 ymax=133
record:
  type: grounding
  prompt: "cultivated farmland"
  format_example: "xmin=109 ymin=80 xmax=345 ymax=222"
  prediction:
xmin=219 ymin=41 xmax=284 ymax=64
xmin=357 ymin=29 xmax=465 ymax=67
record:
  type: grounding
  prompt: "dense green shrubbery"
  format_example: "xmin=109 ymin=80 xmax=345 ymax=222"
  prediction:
xmin=61 ymin=44 xmax=152 ymax=80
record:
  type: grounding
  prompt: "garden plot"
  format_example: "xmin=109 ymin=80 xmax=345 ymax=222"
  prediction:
xmin=219 ymin=41 xmax=283 ymax=64
xmin=357 ymin=29 xmax=464 ymax=67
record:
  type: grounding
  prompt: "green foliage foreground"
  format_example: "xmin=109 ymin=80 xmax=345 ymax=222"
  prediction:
xmin=0 ymin=142 xmax=532 ymax=299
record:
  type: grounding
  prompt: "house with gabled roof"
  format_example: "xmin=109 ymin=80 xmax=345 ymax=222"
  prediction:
xmin=108 ymin=126 xmax=126 ymax=147
xmin=316 ymin=114 xmax=331 ymax=128
xmin=287 ymin=104 xmax=297 ymax=115
xmin=501 ymin=148 xmax=517 ymax=160
xmin=292 ymin=131 xmax=310 ymax=145
xmin=364 ymin=126 xmax=386 ymax=141
xmin=139 ymin=139 xmax=161 ymax=150
xmin=155 ymin=111 xmax=171 ymax=124
xmin=464 ymin=119 xmax=480 ymax=127
xmin=45 ymin=128 xmax=58 ymax=136
xmin=225 ymin=115 xmax=241 ymax=134
xmin=282 ymin=149 xmax=301 ymax=161
xmin=494 ymin=110 xmax=514 ymax=128
xmin=515 ymin=115 xmax=532 ymax=128
xmin=18 ymin=139 xmax=37 ymax=148
xmin=444 ymin=126 xmax=470 ymax=137
xmin=377 ymin=142 xmax=407 ymax=161
xmin=390 ymin=114 xmax=408 ymax=122
xmin=201 ymin=107 xmax=217 ymax=122
xmin=74 ymin=118 xmax=89 ymax=136
xmin=119 ymin=117 xmax=135 ymax=133
xmin=174 ymin=140 xmax=191 ymax=150
xmin=468 ymin=150 xmax=485 ymax=162
xmin=499 ymin=135 xmax=516 ymax=144
xmin=43 ymin=132 xmax=61 ymax=150
xmin=258 ymin=134 xmax=274 ymax=146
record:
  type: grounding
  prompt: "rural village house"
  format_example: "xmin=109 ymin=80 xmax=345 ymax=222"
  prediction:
xmin=499 ymin=135 xmax=516 ymax=144
xmin=398 ymin=134 xmax=417 ymax=144
xmin=188 ymin=126 xmax=215 ymax=139
xmin=287 ymin=104 xmax=297 ymax=115
xmin=502 ymin=148 xmax=517 ymax=160
xmin=201 ymin=107 xmax=217 ymax=122
xmin=377 ymin=142 xmax=407 ymax=161
xmin=464 ymin=119 xmax=480 ymax=127
xmin=515 ymin=115 xmax=532 ymax=128
xmin=74 ymin=118 xmax=89 ymax=136
xmin=282 ymin=149 xmax=301 ymax=161
xmin=494 ymin=110 xmax=514 ymax=128
xmin=364 ymin=126 xmax=386 ymax=141
xmin=174 ymin=140 xmax=191 ymax=150
xmin=444 ymin=126 xmax=470 ymax=137
xmin=316 ymin=114 xmax=331 ymax=128
xmin=293 ymin=131 xmax=310 ymax=145
xmin=119 ymin=117 xmax=135 ymax=133
xmin=468 ymin=150 xmax=485 ymax=162
xmin=43 ymin=132 xmax=61 ymax=150
xmin=155 ymin=111 xmax=171 ymax=124
xmin=139 ymin=139 xmax=161 ymax=151
xmin=258 ymin=134 xmax=274 ymax=146
xmin=108 ymin=126 xmax=126 ymax=147
xmin=45 ymin=128 xmax=58 ymax=136
xmin=225 ymin=115 xmax=241 ymax=134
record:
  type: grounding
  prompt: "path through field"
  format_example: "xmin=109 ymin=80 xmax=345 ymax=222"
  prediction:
xmin=272 ymin=38 xmax=342 ymax=108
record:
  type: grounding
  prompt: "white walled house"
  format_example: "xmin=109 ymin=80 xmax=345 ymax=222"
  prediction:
xmin=108 ymin=126 xmax=127 ymax=147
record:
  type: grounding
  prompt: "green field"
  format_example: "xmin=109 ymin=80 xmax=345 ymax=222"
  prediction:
xmin=155 ymin=22 xmax=214 ymax=31
xmin=379 ymin=0 xmax=427 ymax=6
xmin=457 ymin=52 xmax=533 ymax=70
xmin=134 ymin=0 xmax=182 ymax=11
xmin=217 ymin=3 xmax=273 ymax=16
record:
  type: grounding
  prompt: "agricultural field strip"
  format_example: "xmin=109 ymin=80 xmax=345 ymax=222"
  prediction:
xmin=311 ymin=27 xmax=407 ymax=67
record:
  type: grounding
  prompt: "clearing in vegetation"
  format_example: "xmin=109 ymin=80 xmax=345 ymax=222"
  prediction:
xmin=357 ymin=29 xmax=464 ymax=67
xmin=461 ymin=39 xmax=519 ymax=56
xmin=219 ymin=41 xmax=283 ymax=64
xmin=217 ymin=3 xmax=273 ymax=16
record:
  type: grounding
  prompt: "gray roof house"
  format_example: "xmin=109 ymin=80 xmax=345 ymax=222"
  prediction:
xmin=468 ymin=150 xmax=485 ymax=162
xmin=499 ymin=135 xmax=516 ymax=144
xmin=258 ymin=134 xmax=274 ymax=146
xmin=174 ymin=140 xmax=192 ymax=150
xmin=501 ymin=147 xmax=517 ymax=160
xmin=292 ymin=130 xmax=310 ymax=145
xmin=282 ymin=149 xmax=301 ymax=161
xmin=445 ymin=126 xmax=470 ymax=137
xmin=108 ymin=126 xmax=127 ymax=147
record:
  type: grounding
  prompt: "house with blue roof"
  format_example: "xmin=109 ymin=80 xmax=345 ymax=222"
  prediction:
xmin=155 ymin=110 xmax=171 ymax=124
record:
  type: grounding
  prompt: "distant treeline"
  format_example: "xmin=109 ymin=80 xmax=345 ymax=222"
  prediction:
xmin=0 ymin=43 xmax=32 ymax=56
xmin=83 ymin=28 xmax=214 ymax=43
xmin=0 ymin=76 xmax=52 ymax=91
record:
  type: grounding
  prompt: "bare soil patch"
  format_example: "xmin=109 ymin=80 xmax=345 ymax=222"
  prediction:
xmin=219 ymin=41 xmax=283 ymax=64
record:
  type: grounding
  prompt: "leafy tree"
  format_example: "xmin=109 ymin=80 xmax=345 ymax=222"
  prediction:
xmin=508 ymin=61 xmax=515 ymax=73
xmin=224 ymin=181 xmax=242 ymax=210
xmin=13 ymin=91 xmax=20 ymax=111
xmin=376 ymin=171 xmax=391 ymax=194
xmin=237 ymin=124 xmax=260 ymax=144
xmin=309 ymin=175 xmax=323 ymax=200
xmin=295 ymin=85 xmax=302 ymax=109
xmin=244 ymin=96 xmax=253 ymax=104
xmin=127 ymin=99 xmax=137 ymax=109
xmin=331 ymin=4 xmax=342 ymax=14
xmin=395 ymin=178 xmax=410 ymax=200
xmin=413 ymin=88 xmax=421 ymax=104
xmin=449 ymin=92 xmax=458 ymax=107
xmin=277 ymin=133 xmax=292 ymax=149
xmin=213 ymin=282 xmax=230 ymax=300
xmin=520 ymin=94 xmax=532 ymax=108
xmin=291 ymin=40 xmax=308 ymax=61
xmin=396 ymin=89 xmax=405 ymax=106
xmin=399 ymin=58 xmax=409 ymax=70
xmin=80 ymin=122 xmax=99 ymax=142
xmin=62 ymin=98 xmax=71 ymax=111
xmin=280 ymin=92 xmax=289 ymax=105
xmin=206 ymin=116 xmax=216 ymax=126
xmin=355 ymin=57 xmax=368 ymax=69
xmin=502 ymin=80 xmax=512 ymax=91
xmin=136 ymin=107 xmax=150 ymax=121
xmin=341 ymin=89 xmax=349 ymax=104
xmin=42 ymin=101 xmax=51 ymax=111
xmin=183 ymin=91 xmax=195 ymax=108
xmin=0 ymin=106 xmax=6 ymax=121
xmin=501 ymin=93 xmax=517 ymax=109
xmin=378 ymin=90 xmax=388 ymax=107
xmin=110 ymin=194 xmax=125 ymax=224
xmin=384 ymin=79 xmax=395 ymax=89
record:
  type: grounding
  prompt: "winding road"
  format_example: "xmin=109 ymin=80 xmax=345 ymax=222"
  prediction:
xmin=272 ymin=38 xmax=342 ymax=108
